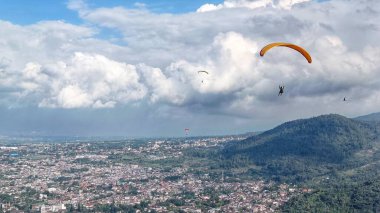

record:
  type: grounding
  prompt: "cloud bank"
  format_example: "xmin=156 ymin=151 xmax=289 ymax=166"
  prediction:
xmin=0 ymin=0 xmax=380 ymax=135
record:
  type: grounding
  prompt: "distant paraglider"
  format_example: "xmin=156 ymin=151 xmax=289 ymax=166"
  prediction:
xmin=260 ymin=42 xmax=312 ymax=63
xmin=198 ymin=70 xmax=209 ymax=83
xmin=184 ymin=128 xmax=190 ymax=135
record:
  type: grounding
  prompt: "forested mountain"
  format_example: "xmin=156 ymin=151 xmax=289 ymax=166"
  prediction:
xmin=221 ymin=114 xmax=380 ymax=182
xmin=216 ymin=114 xmax=380 ymax=212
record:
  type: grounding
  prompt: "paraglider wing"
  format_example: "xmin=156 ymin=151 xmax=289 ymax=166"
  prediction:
xmin=260 ymin=42 xmax=312 ymax=63
xmin=198 ymin=70 xmax=209 ymax=74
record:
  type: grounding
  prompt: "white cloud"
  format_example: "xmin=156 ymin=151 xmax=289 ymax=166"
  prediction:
xmin=138 ymin=64 xmax=187 ymax=105
xmin=0 ymin=0 xmax=379 ymax=125
xmin=18 ymin=52 xmax=148 ymax=109
xmin=67 ymin=0 xmax=89 ymax=16
xmin=134 ymin=2 xmax=147 ymax=9
xmin=197 ymin=0 xmax=311 ymax=12
xmin=55 ymin=85 xmax=93 ymax=108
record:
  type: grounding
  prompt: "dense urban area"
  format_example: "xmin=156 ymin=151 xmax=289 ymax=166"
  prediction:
xmin=0 ymin=136 xmax=306 ymax=213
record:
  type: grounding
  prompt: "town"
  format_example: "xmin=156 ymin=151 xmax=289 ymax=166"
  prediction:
xmin=0 ymin=136 xmax=306 ymax=212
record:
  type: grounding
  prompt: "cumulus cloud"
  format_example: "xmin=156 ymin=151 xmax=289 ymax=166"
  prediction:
xmin=14 ymin=53 xmax=146 ymax=109
xmin=67 ymin=0 xmax=90 ymax=16
xmin=0 ymin=0 xmax=380 ymax=125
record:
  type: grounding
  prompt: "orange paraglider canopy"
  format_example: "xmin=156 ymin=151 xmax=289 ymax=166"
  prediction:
xmin=260 ymin=42 xmax=312 ymax=63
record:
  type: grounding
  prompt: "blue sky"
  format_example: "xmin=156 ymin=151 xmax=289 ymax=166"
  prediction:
xmin=0 ymin=0 xmax=224 ymax=25
xmin=0 ymin=0 xmax=329 ymax=25
xmin=0 ymin=0 xmax=379 ymax=137
xmin=0 ymin=0 xmax=79 ymax=24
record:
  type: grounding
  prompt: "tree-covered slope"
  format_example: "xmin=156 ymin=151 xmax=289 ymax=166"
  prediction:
xmin=282 ymin=176 xmax=380 ymax=213
xmin=221 ymin=114 xmax=380 ymax=182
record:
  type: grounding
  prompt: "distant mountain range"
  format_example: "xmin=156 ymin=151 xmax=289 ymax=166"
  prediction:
xmin=354 ymin=112 xmax=380 ymax=122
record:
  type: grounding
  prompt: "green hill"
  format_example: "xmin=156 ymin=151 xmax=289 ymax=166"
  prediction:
xmin=221 ymin=114 xmax=380 ymax=182
xmin=214 ymin=114 xmax=380 ymax=212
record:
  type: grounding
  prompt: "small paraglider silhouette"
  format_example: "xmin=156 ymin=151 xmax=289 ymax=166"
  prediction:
xmin=198 ymin=70 xmax=209 ymax=83
xmin=278 ymin=85 xmax=285 ymax=96
xmin=184 ymin=128 xmax=190 ymax=135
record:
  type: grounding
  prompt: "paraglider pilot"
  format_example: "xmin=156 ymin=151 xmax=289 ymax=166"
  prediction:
xmin=278 ymin=85 xmax=285 ymax=96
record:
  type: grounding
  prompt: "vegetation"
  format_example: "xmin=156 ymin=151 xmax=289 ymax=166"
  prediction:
xmin=164 ymin=175 xmax=182 ymax=182
xmin=211 ymin=114 xmax=380 ymax=212
xmin=65 ymin=201 xmax=150 ymax=213
xmin=3 ymin=114 xmax=380 ymax=212
xmin=220 ymin=114 xmax=380 ymax=182
xmin=283 ymin=176 xmax=380 ymax=212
